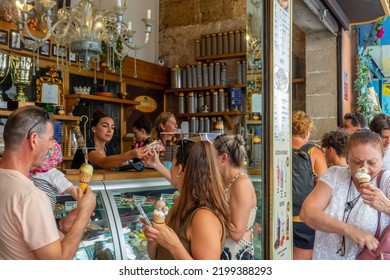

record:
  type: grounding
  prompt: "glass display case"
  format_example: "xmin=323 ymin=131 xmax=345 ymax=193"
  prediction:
xmin=57 ymin=175 xmax=262 ymax=260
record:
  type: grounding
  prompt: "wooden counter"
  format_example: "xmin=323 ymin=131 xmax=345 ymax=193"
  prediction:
xmin=64 ymin=169 xmax=163 ymax=182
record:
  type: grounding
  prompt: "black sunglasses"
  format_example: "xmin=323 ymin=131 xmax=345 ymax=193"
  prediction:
xmin=350 ymin=113 xmax=361 ymax=127
xmin=26 ymin=111 xmax=51 ymax=139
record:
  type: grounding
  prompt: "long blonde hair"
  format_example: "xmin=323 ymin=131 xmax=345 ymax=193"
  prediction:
xmin=151 ymin=112 xmax=175 ymax=140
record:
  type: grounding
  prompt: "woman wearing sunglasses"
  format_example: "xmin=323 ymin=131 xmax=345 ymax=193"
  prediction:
xmin=143 ymin=140 xmax=230 ymax=259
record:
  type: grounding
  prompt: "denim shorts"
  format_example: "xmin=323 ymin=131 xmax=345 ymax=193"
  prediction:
xmin=293 ymin=221 xmax=315 ymax=249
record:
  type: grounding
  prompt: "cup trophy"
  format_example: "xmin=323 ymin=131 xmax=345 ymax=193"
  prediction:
xmin=0 ymin=51 xmax=11 ymax=102
xmin=11 ymin=56 xmax=33 ymax=102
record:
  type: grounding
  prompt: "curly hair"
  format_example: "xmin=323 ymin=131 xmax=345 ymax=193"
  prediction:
xmin=321 ymin=129 xmax=349 ymax=157
xmin=292 ymin=111 xmax=314 ymax=137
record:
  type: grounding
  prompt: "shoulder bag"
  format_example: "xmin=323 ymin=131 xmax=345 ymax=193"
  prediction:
xmin=356 ymin=170 xmax=390 ymax=260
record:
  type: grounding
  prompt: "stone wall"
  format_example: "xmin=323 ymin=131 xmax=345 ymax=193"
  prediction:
xmin=305 ymin=32 xmax=338 ymax=142
xmin=159 ymin=0 xmax=246 ymax=67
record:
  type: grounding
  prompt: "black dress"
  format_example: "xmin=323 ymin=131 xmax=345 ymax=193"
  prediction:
xmin=71 ymin=139 xmax=115 ymax=170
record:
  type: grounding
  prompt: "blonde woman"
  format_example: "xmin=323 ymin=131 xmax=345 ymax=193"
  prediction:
xmin=292 ymin=110 xmax=327 ymax=260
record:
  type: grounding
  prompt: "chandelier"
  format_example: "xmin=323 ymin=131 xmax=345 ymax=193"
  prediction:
xmin=14 ymin=0 xmax=153 ymax=80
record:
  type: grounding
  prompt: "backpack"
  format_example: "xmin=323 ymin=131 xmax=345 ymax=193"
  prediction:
xmin=292 ymin=143 xmax=316 ymax=216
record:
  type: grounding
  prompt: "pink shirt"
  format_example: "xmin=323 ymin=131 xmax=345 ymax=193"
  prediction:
xmin=0 ymin=169 xmax=60 ymax=259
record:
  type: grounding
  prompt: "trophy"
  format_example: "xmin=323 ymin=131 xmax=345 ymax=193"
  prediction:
xmin=0 ymin=51 xmax=11 ymax=101
xmin=11 ymin=56 xmax=33 ymax=102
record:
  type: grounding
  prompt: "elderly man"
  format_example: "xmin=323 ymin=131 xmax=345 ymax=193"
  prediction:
xmin=0 ymin=106 xmax=96 ymax=259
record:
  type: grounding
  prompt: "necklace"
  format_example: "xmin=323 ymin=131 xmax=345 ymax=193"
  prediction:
xmin=225 ymin=172 xmax=246 ymax=194
xmin=337 ymin=177 xmax=361 ymax=256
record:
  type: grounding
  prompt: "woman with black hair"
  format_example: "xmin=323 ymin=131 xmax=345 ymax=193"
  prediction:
xmin=71 ymin=110 xmax=148 ymax=170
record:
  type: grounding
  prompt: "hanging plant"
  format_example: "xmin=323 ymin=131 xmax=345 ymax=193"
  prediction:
xmin=354 ymin=17 xmax=386 ymax=122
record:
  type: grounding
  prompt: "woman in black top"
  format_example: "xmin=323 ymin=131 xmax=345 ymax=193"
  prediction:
xmin=71 ymin=110 xmax=148 ymax=170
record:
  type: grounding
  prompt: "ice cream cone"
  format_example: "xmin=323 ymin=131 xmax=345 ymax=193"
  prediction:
xmin=355 ymin=167 xmax=371 ymax=185
xmin=79 ymin=172 xmax=92 ymax=183
xmin=153 ymin=213 xmax=165 ymax=225
xmin=79 ymin=181 xmax=88 ymax=193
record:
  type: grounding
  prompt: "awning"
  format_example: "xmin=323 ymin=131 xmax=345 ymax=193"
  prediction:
xmin=323 ymin=0 xmax=390 ymax=30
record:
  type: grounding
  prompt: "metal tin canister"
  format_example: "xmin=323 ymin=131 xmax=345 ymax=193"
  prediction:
xmin=202 ymin=63 xmax=209 ymax=87
xmin=195 ymin=39 xmax=201 ymax=57
xmin=186 ymin=65 xmax=193 ymax=88
xmin=170 ymin=64 xmax=183 ymax=88
xmin=182 ymin=68 xmax=187 ymax=88
xmin=186 ymin=92 xmax=195 ymax=113
xmin=201 ymin=35 xmax=206 ymax=57
xmin=197 ymin=62 xmax=203 ymax=87
xmin=192 ymin=65 xmax=197 ymax=87
xmin=237 ymin=61 xmax=243 ymax=84
xmin=223 ymin=32 xmax=229 ymax=54
xmin=190 ymin=116 xmax=197 ymax=133
xmin=205 ymin=91 xmax=211 ymax=109
xmin=209 ymin=63 xmax=214 ymax=86
xmin=206 ymin=34 xmax=212 ymax=56
xmin=235 ymin=30 xmax=241 ymax=53
xmin=178 ymin=92 xmax=185 ymax=114
xmin=221 ymin=69 xmax=227 ymax=86
xmin=211 ymin=33 xmax=217 ymax=55
xmin=198 ymin=117 xmax=204 ymax=133
xmin=197 ymin=92 xmax=204 ymax=113
xmin=218 ymin=88 xmax=225 ymax=112
xmin=204 ymin=117 xmax=210 ymax=132
xmin=214 ymin=62 xmax=221 ymax=85
xmin=212 ymin=90 xmax=218 ymax=112
xmin=228 ymin=31 xmax=235 ymax=53
xmin=217 ymin=33 xmax=223 ymax=54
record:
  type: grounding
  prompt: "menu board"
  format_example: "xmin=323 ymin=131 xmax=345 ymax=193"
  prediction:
xmin=271 ymin=0 xmax=292 ymax=260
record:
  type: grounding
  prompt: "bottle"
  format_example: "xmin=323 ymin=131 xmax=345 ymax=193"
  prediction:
xmin=212 ymin=90 xmax=218 ymax=112
xmin=221 ymin=68 xmax=227 ymax=86
xmin=190 ymin=116 xmax=197 ymax=133
xmin=178 ymin=92 xmax=185 ymax=113
xmin=192 ymin=65 xmax=197 ymax=87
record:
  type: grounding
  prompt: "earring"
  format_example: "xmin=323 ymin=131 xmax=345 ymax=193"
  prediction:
xmin=176 ymin=174 xmax=181 ymax=178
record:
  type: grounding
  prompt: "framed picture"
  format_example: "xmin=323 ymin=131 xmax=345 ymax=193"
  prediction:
xmin=0 ymin=30 xmax=8 ymax=45
xmin=22 ymin=37 xmax=36 ymax=52
xmin=52 ymin=44 xmax=66 ymax=58
xmin=36 ymin=66 xmax=64 ymax=106
xmin=9 ymin=30 xmax=21 ymax=50
xmin=39 ymin=40 xmax=51 ymax=57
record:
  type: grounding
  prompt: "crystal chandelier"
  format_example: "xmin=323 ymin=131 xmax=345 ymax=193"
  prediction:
xmin=14 ymin=0 xmax=153 ymax=80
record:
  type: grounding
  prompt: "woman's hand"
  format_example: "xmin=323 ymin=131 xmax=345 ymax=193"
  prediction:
xmin=142 ymin=148 xmax=160 ymax=168
xmin=143 ymin=222 xmax=182 ymax=253
xmin=360 ymin=183 xmax=390 ymax=214
xmin=345 ymin=224 xmax=379 ymax=251
xmin=132 ymin=146 xmax=149 ymax=160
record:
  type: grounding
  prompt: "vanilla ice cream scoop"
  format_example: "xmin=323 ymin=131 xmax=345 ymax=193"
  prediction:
xmin=355 ymin=167 xmax=371 ymax=184
xmin=153 ymin=199 xmax=169 ymax=224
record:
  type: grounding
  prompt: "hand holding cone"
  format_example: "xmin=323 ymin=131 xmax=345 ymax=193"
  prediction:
xmin=355 ymin=167 xmax=371 ymax=185
xmin=79 ymin=163 xmax=93 ymax=193
xmin=153 ymin=198 xmax=169 ymax=225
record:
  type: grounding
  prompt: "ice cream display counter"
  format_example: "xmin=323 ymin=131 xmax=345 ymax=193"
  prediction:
xmin=57 ymin=172 xmax=262 ymax=260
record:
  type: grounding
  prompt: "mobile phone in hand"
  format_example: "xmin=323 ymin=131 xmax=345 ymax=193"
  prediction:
xmin=135 ymin=202 xmax=152 ymax=226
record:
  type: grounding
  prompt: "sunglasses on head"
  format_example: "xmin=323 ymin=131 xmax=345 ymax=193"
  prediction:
xmin=26 ymin=110 xmax=52 ymax=139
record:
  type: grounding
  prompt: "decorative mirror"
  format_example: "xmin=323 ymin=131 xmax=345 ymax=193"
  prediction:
xmin=36 ymin=65 xmax=64 ymax=106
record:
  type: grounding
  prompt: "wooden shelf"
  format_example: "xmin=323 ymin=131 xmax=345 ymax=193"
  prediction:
xmin=165 ymin=85 xmax=227 ymax=93
xmin=64 ymin=94 xmax=140 ymax=117
xmin=195 ymin=52 xmax=246 ymax=61
xmin=292 ymin=77 xmax=305 ymax=83
xmin=177 ymin=111 xmax=244 ymax=117
xmin=0 ymin=109 xmax=80 ymax=122
xmin=247 ymin=120 xmax=262 ymax=125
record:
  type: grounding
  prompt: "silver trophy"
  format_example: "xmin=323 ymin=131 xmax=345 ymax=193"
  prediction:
xmin=0 ymin=51 xmax=11 ymax=101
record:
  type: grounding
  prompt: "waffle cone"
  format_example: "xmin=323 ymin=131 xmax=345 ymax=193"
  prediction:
xmin=153 ymin=214 xmax=165 ymax=225
xmin=358 ymin=178 xmax=370 ymax=185
xmin=79 ymin=172 xmax=92 ymax=183
xmin=79 ymin=181 xmax=88 ymax=193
